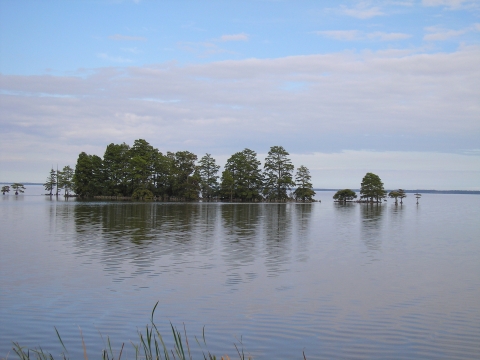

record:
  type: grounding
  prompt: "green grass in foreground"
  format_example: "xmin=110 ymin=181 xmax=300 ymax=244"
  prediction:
xmin=6 ymin=302 xmax=262 ymax=360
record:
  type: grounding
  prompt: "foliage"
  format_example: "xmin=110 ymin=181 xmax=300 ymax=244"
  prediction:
xmin=2 ymin=185 xmax=10 ymax=195
xmin=398 ymin=189 xmax=406 ymax=204
xmin=198 ymin=153 xmax=220 ymax=201
xmin=388 ymin=190 xmax=400 ymax=204
xmin=58 ymin=166 xmax=74 ymax=196
xmin=263 ymin=146 xmax=295 ymax=201
xmin=44 ymin=168 xmax=57 ymax=196
xmin=220 ymin=169 xmax=235 ymax=202
xmin=360 ymin=173 xmax=386 ymax=202
xmin=333 ymin=189 xmax=357 ymax=202
xmin=294 ymin=165 xmax=316 ymax=202
xmin=221 ymin=149 xmax=263 ymax=202
xmin=66 ymin=140 xmax=311 ymax=202
xmin=11 ymin=183 xmax=26 ymax=195
xmin=168 ymin=151 xmax=200 ymax=200
xmin=73 ymin=152 xmax=105 ymax=198
xmin=103 ymin=142 xmax=131 ymax=196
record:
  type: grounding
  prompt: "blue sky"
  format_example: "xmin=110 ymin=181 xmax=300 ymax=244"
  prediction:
xmin=1 ymin=0 xmax=479 ymax=189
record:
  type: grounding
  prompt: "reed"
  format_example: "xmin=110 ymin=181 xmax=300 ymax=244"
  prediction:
xmin=6 ymin=303 xmax=253 ymax=360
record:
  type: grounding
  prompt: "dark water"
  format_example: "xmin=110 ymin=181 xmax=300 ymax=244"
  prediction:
xmin=1 ymin=187 xmax=479 ymax=359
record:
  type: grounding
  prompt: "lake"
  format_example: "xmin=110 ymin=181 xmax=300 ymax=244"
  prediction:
xmin=1 ymin=186 xmax=479 ymax=359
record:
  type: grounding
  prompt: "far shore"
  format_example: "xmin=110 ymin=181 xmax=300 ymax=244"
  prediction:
xmin=1 ymin=183 xmax=479 ymax=195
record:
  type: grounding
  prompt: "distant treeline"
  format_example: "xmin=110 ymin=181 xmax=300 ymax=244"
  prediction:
xmin=50 ymin=139 xmax=316 ymax=202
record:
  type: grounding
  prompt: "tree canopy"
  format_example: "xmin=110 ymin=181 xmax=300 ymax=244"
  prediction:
xmin=263 ymin=146 xmax=295 ymax=201
xmin=11 ymin=183 xmax=26 ymax=195
xmin=333 ymin=189 xmax=357 ymax=202
xmin=67 ymin=140 xmax=314 ymax=202
xmin=294 ymin=165 xmax=316 ymax=202
xmin=360 ymin=173 xmax=386 ymax=203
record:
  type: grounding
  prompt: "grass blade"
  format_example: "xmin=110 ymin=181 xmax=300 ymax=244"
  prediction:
xmin=54 ymin=327 xmax=68 ymax=356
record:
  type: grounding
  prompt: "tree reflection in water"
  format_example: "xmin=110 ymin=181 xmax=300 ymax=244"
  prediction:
xmin=360 ymin=203 xmax=384 ymax=257
xmin=263 ymin=204 xmax=293 ymax=277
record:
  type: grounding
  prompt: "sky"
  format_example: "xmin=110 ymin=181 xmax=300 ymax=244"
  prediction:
xmin=1 ymin=0 xmax=479 ymax=190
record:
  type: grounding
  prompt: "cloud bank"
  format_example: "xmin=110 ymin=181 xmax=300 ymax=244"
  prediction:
xmin=1 ymin=47 xmax=479 ymax=188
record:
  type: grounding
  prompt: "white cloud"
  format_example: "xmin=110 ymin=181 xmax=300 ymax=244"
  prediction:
xmin=219 ymin=33 xmax=249 ymax=42
xmin=316 ymin=30 xmax=361 ymax=41
xmin=341 ymin=4 xmax=384 ymax=19
xmin=424 ymin=24 xmax=479 ymax=40
xmin=316 ymin=30 xmax=411 ymax=41
xmin=367 ymin=31 xmax=412 ymax=41
xmin=422 ymin=0 xmax=476 ymax=9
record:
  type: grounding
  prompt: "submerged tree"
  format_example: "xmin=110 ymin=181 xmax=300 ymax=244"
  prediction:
xmin=360 ymin=173 xmax=386 ymax=203
xmin=263 ymin=146 xmax=295 ymax=201
xmin=398 ymin=189 xmax=407 ymax=204
xmin=44 ymin=168 xmax=56 ymax=196
xmin=414 ymin=193 xmax=422 ymax=204
xmin=2 ymin=185 xmax=10 ymax=195
xmin=11 ymin=183 xmax=26 ymax=195
xmin=388 ymin=190 xmax=400 ymax=204
xmin=333 ymin=189 xmax=357 ymax=203
xmin=294 ymin=165 xmax=316 ymax=202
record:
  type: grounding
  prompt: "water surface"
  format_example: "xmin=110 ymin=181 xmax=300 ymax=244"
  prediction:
xmin=1 ymin=187 xmax=479 ymax=359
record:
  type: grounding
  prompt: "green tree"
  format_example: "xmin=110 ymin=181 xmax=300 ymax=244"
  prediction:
xmin=219 ymin=169 xmax=235 ymax=202
xmin=127 ymin=139 xmax=157 ymax=194
xmin=73 ymin=152 xmax=104 ymax=198
xmin=294 ymin=165 xmax=316 ymax=202
xmin=237 ymin=148 xmax=263 ymax=202
xmin=151 ymin=150 xmax=171 ymax=200
xmin=398 ymin=189 xmax=406 ymax=204
xmin=388 ymin=190 xmax=400 ymax=204
xmin=11 ymin=183 xmax=26 ymax=195
xmin=333 ymin=189 xmax=357 ymax=203
xmin=222 ymin=149 xmax=263 ymax=202
xmin=263 ymin=146 xmax=295 ymax=201
xmin=103 ymin=142 xmax=130 ymax=196
xmin=58 ymin=165 xmax=74 ymax=196
xmin=360 ymin=172 xmax=386 ymax=203
xmin=166 ymin=151 xmax=199 ymax=200
xmin=2 ymin=185 xmax=10 ymax=195
xmin=198 ymin=153 xmax=220 ymax=201
xmin=44 ymin=168 xmax=57 ymax=196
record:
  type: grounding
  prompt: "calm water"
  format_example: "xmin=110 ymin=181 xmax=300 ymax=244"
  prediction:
xmin=1 ymin=186 xmax=479 ymax=359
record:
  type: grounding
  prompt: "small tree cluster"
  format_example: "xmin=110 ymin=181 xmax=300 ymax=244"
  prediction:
xmin=388 ymin=189 xmax=407 ymax=204
xmin=68 ymin=140 xmax=315 ymax=201
xmin=44 ymin=166 xmax=74 ymax=196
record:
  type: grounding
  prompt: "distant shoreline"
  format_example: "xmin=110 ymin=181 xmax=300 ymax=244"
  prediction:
xmin=1 ymin=183 xmax=479 ymax=195
xmin=313 ymin=189 xmax=480 ymax=195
